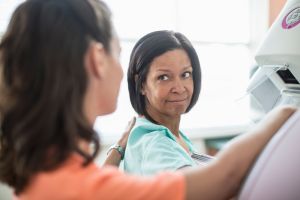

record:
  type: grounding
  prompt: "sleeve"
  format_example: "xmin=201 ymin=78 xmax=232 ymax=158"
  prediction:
xmin=141 ymin=135 xmax=194 ymax=175
xmin=83 ymin=167 xmax=185 ymax=200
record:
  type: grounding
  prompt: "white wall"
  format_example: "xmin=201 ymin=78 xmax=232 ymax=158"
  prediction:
xmin=0 ymin=183 xmax=12 ymax=200
xmin=0 ymin=0 xmax=273 ymax=198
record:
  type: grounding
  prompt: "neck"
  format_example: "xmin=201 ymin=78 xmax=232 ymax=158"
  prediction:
xmin=166 ymin=119 xmax=180 ymax=137
xmin=78 ymin=139 xmax=92 ymax=155
xmin=146 ymin=110 xmax=181 ymax=137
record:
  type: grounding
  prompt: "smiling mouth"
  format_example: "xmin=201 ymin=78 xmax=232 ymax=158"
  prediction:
xmin=167 ymin=98 xmax=188 ymax=103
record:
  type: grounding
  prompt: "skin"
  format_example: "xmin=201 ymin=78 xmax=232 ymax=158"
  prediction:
xmin=80 ymin=36 xmax=124 ymax=156
xmin=83 ymin=38 xmax=123 ymax=122
xmin=142 ymin=49 xmax=193 ymax=152
xmin=83 ymin=35 xmax=297 ymax=199
xmin=103 ymin=116 xmax=136 ymax=166
xmin=83 ymin=35 xmax=136 ymax=166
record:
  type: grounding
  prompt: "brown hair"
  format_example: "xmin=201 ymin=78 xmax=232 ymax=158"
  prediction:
xmin=0 ymin=0 xmax=113 ymax=194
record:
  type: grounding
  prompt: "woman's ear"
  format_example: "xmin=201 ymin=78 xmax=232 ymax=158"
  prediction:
xmin=135 ymin=74 xmax=146 ymax=95
xmin=85 ymin=42 xmax=105 ymax=78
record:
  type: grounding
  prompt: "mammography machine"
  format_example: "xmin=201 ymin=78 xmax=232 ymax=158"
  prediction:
xmin=247 ymin=0 xmax=300 ymax=115
xmin=238 ymin=0 xmax=300 ymax=199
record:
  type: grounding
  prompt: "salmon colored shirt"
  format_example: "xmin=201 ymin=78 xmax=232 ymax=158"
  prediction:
xmin=15 ymin=154 xmax=185 ymax=200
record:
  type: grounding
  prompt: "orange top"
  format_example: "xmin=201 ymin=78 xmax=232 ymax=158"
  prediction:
xmin=15 ymin=154 xmax=185 ymax=200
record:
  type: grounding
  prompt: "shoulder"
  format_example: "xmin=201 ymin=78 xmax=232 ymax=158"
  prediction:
xmin=140 ymin=136 xmax=195 ymax=174
xmin=83 ymin=167 xmax=186 ymax=200
xmin=128 ymin=117 xmax=168 ymax=145
xmin=22 ymin=159 xmax=185 ymax=200
xmin=17 ymin=155 xmax=121 ymax=199
xmin=77 ymin=162 xmax=185 ymax=200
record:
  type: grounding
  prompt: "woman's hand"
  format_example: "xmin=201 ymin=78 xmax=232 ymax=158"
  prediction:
xmin=103 ymin=117 xmax=136 ymax=167
xmin=117 ymin=117 xmax=136 ymax=149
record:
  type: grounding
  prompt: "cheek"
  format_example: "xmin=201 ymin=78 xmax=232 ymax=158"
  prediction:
xmin=117 ymin=65 xmax=123 ymax=84
xmin=145 ymin=86 xmax=162 ymax=103
xmin=112 ymin=62 xmax=123 ymax=86
xmin=187 ymin=80 xmax=194 ymax=95
xmin=190 ymin=85 xmax=194 ymax=95
xmin=151 ymin=87 xmax=169 ymax=104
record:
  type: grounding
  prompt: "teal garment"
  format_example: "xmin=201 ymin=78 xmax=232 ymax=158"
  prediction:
xmin=123 ymin=117 xmax=197 ymax=176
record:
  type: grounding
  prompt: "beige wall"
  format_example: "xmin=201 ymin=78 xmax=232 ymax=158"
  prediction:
xmin=269 ymin=0 xmax=287 ymax=26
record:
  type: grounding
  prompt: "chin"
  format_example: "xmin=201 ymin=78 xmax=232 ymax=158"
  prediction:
xmin=168 ymin=110 xmax=186 ymax=117
xmin=170 ymin=106 xmax=188 ymax=114
xmin=99 ymin=105 xmax=117 ymax=116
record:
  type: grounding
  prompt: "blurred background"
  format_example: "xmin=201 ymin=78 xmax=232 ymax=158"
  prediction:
xmin=0 ymin=0 xmax=287 ymax=199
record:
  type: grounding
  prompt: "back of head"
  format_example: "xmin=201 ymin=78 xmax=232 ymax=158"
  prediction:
xmin=0 ymin=0 xmax=112 ymax=194
xmin=127 ymin=30 xmax=201 ymax=122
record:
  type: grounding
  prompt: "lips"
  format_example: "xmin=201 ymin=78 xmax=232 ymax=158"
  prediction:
xmin=167 ymin=98 xmax=188 ymax=103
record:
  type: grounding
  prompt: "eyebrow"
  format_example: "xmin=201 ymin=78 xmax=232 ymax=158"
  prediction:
xmin=156 ymin=66 xmax=192 ymax=72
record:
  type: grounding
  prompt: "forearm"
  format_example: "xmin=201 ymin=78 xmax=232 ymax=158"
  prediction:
xmin=103 ymin=117 xmax=136 ymax=167
xmin=184 ymin=106 xmax=297 ymax=200
xmin=217 ymin=106 xmax=296 ymax=193
xmin=103 ymin=149 xmax=122 ymax=167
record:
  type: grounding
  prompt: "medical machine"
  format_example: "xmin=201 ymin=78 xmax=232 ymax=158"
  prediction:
xmin=247 ymin=0 xmax=300 ymax=116
xmin=238 ymin=0 xmax=300 ymax=199
xmin=238 ymin=110 xmax=300 ymax=199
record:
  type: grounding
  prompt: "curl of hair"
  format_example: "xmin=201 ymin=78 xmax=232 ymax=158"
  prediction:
xmin=0 ymin=0 xmax=112 ymax=193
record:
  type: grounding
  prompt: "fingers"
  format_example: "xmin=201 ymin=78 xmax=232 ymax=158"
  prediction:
xmin=117 ymin=117 xmax=136 ymax=149
xmin=125 ymin=116 xmax=136 ymax=131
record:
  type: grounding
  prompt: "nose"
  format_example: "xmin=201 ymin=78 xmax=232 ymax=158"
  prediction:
xmin=171 ymin=78 xmax=186 ymax=94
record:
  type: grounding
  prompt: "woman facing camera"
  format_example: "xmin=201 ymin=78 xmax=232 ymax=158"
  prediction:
xmin=124 ymin=30 xmax=214 ymax=175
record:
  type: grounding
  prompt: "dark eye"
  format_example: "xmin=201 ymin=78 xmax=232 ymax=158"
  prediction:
xmin=158 ymin=74 xmax=169 ymax=81
xmin=182 ymin=71 xmax=192 ymax=79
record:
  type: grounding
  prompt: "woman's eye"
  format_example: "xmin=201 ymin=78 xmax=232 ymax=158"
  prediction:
xmin=158 ymin=75 xmax=169 ymax=81
xmin=182 ymin=71 xmax=192 ymax=78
